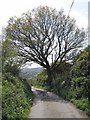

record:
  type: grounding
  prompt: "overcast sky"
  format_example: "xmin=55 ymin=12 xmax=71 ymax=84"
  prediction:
xmin=0 ymin=0 xmax=89 ymax=68
xmin=0 ymin=0 xmax=89 ymax=33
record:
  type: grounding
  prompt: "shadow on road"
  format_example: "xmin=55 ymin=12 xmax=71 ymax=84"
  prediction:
xmin=32 ymin=88 xmax=68 ymax=105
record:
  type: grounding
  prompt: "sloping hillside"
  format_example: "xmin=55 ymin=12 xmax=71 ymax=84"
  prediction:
xmin=20 ymin=67 xmax=43 ymax=79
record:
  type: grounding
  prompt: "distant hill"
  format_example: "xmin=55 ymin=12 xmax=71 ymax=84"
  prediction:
xmin=20 ymin=67 xmax=43 ymax=79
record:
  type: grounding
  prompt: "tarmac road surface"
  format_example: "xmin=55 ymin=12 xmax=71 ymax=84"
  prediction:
xmin=29 ymin=87 xmax=88 ymax=118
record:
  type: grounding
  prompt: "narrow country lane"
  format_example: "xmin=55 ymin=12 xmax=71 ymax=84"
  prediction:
xmin=29 ymin=87 xmax=88 ymax=118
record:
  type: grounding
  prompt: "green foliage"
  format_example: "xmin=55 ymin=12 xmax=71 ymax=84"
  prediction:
xmin=71 ymin=46 xmax=90 ymax=77
xmin=37 ymin=70 xmax=48 ymax=84
xmin=70 ymin=98 xmax=90 ymax=115
xmin=61 ymin=46 xmax=90 ymax=116
xmin=2 ymin=38 xmax=33 ymax=119
xmin=66 ymin=46 xmax=90 ymax=116
xmin=71 ymin=46 xmax=90 ymax=100
xmin=2 ymin=39 xmax=23 ymax=76
xmin=32 ymin=62 xmax=72 ymax=97
xmin=2 ymin=39 xmax=16 ymax=62
xmin=4 ymin=63 xmax=19 ymax=76
xmin=71 ymin=77 xmax=90 ymax=99
xmin=30 ymin=69 xmax=48 ymax=87
xmin=33 ymin=46 xmax=90 ymax=116
xmin=2 ymin=73 xmax=32 ymax=119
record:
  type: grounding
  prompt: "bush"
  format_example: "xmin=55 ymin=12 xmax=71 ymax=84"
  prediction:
xmin=2 ymin=38 xmax=33 ymax=119
xmin=2 ymin=73 xmax=32 ymax=119
xmin=70 ymin=98 xmax=90 ymax=114
xmin=30 ymin=69 xmax=48 ymax=87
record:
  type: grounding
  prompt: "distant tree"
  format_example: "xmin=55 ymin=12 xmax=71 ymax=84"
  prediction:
xmin=2 ymin=39 xmax=22 ymax=76
xmin=6 ymin=6 xmax=86 ymax=85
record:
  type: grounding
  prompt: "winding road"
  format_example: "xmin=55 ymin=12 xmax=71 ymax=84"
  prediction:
xmin=29 ymin=87 xmax=88 ymax=118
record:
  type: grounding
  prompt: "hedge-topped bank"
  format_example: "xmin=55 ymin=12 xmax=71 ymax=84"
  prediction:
xmin=2 ymin=73 xmax=33 ymax=119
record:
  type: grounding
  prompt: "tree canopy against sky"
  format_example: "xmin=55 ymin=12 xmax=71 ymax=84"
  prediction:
xmin=6 ymin=6 xmax=86 ymax=84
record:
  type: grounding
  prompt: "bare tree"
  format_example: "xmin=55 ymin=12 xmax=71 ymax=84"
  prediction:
xmin=6 ymin=6 xmax=85 ymax=85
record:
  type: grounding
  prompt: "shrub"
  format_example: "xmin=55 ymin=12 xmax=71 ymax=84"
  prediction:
xmin=2 ymin=73 xmax=32 ymax=119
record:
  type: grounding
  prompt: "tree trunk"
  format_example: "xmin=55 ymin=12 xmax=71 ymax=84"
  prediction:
xmin=47 ymin=68 xmax=52 ymax=86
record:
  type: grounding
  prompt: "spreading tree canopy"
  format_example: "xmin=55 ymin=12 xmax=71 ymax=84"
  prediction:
xmin=6 ymin=6 xmax=86 ymax=84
